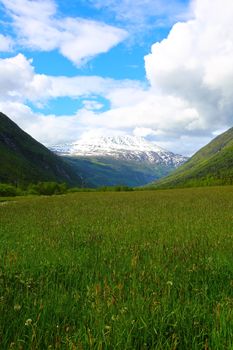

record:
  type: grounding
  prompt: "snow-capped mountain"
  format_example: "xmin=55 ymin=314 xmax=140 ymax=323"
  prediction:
xmin=50 ymin=135 xmax=188 ymax=167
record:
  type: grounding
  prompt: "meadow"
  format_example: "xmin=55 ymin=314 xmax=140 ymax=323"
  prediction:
xmin=0 ymin=187 xmax=233 ymax=349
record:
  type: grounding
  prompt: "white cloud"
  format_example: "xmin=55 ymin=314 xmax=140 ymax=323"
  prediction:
xmin=106 ymin=86 xmax=148 ymax=108
xmin=48 ymin=76 xmax=142 ymax=100
xmin=145 ymin=0 xmax=233 ymax=131
xmin=87 ymin=0 xmax=189 ymax=31
xmin=0 ymin=100 xmax=83 ymax=144
xmin=0 ymin=34 xmax=13 ymax=51
xmin=0 ymin=0 xmax=127 ymax=65
xmin=133 ymin=127 xmax=162 ymax=138
xmin=0 ymin=54 xmax=52 ymax=101
xmin=82 ymin=100 xmax=104 ymax=111
xmin=0 ymin=53 xmax=144 ymax=103
xmin=57 ymin=18 xmax=127 ymax=65
xmin=75 ymin=93 xmax=204 ymax=141
xmin=155 ymin=135 xmax=212 ymax=157
xmin=2 ymin=0 xmax=56 ymax=19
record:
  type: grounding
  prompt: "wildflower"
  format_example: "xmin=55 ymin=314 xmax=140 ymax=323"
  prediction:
xmin=167 ymin=281 xmax=173 ymax=286
xmin=120 ymin=307 xmax=128 ymax=314
xmin=14 ymin=304 xmax=21 ymax=311
xmin=111 ymin=314 xmax=119 ymax=321
xmin=25 ymin=318 xmax=32 ymax=326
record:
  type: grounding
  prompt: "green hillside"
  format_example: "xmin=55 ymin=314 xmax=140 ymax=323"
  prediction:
xmin=0 ymin=112 xmax=82 ymax=186
xmin=151 ymin=127 xmax=233 ymax=188
xmin=65 ymin=156 xmax=175 ymax=187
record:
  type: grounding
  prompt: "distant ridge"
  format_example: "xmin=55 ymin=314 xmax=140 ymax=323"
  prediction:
xmin=151 ymin=127 xmax=233 ymax=188
xmin=0 ymin=112 xmax=82 ymax=186
xmin=51 ymin=135 xmax=187 ymax=167
xmin=51 ymin=135 xmax=188 ymax=187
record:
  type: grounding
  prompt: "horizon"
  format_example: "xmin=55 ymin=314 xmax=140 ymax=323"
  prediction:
xmin=0 ymin=0 xmax=232 ymax=156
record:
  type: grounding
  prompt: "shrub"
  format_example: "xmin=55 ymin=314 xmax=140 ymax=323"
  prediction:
xmin=98 ymin=185 xmax=134 ymax=192
xmin=28 ymin=182 xmax=67 ymax=196
xmin=0 ymin=183 xmax=17 ymax=197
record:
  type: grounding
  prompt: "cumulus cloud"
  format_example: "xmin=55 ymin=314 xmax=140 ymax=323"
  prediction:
xmin=0 ymin=54 xmax=52 ymax=102
xmin=78 ymin=94 xmax=196 ymax=131
xmin=145 ymin=0 xmax=233 ymax=131
xmin=0 ymin=0 xmax=127 ymax=65
xmin=0 ymin=53 xmax=144 ymax=103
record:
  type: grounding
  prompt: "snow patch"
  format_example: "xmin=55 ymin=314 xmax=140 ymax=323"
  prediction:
xmin=50 ymin=135 xmax=188 ymax=167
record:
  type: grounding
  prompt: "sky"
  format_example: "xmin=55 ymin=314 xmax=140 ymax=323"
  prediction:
xmin=0 ymin=0 xmax=233 ymax=156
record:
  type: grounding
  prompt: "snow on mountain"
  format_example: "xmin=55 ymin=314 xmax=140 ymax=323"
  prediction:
xmin=50 ymin=135 xmax=188 ymax=167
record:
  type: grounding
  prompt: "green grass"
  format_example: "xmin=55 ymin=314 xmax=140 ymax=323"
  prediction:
xmin=0 ymin=188 xmax=233 ymax=349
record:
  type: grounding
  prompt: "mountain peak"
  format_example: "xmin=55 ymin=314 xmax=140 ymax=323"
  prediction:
xmin=73 ymin=135 xmax=164 ymax=153
xmin=50 ymin=134 xmax=187 ymax=167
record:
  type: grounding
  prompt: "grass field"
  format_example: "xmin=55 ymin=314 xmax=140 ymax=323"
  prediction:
xmin=0 ymin=187 xmax=233 ymax=349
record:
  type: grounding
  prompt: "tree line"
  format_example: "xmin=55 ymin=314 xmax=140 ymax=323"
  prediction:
xmin=0 ymin=182 xmax=134 ymax=197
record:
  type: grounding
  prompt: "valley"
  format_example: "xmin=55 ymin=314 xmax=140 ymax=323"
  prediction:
xmin=1 ymin=0 xmax=233 ymax=348
xmin=1 ymin=113 xmax=233 ymax=349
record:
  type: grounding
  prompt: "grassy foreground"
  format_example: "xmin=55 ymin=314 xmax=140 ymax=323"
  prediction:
xmin=0 ymin=188 xmax=233 ymax=349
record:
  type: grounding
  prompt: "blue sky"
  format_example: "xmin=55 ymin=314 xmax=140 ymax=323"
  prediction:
xmin=0 ymin=0 xmax=232 ymax=155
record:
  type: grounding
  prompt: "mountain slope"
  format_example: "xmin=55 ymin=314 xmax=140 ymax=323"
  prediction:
xmin=0 ymin=112 xmax=83 ymax=186
xmin=64 ymin=156 xmax=173 ymax=187
xmin=51 ymin=136 xmax=188 ymax=187
xmin=151 ymin=127 xmax=233 ymax=188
